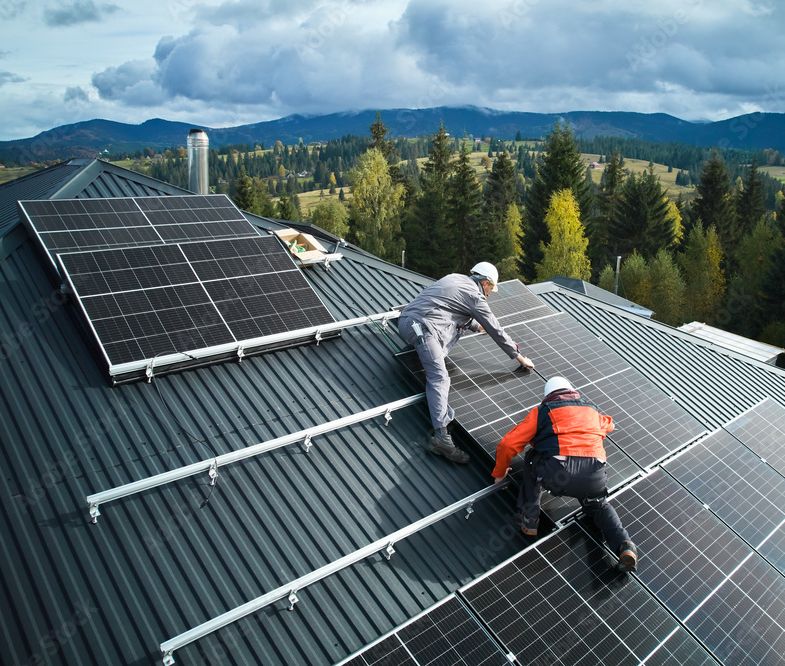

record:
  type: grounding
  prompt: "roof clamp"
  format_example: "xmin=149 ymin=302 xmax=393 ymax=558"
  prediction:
xmin=237 ymin=345 xmax=245 ymax=363
xmin=145 ymin=359 xmax=155 ymax=383
xmin=464 ymin=502 xmax=474 ymax=520
xmin=287 ymin=590 xmax=299 ymax=612
xmin=162 ymin=651 xmax=175 ymax=666
xmin=301 ymin=434 xmax=313 ymax=454
xmin=384 ymin=542 xmax=396 ymax=560
xmin=380 ymin=315 xmax=391 ymax=329
xmin=208 ymin=460 xmax=219 ymax=487
xmin=89 ymin=503 xmax=101 ymax=525
xmin=314 ymin=329 xmax=323 ymax=346
xmin=383 ymin=408 xmax=393 ymax=426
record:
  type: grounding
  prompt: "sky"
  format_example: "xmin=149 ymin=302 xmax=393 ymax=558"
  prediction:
xmin=0 ymin=0 xmax=784 ymax=141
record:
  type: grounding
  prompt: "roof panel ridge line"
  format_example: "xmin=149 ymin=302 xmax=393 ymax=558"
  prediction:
xmin=86 ymin=393 xmax=425 ymax=523
xmin=158 ymin=481 xmax=510 ymax=665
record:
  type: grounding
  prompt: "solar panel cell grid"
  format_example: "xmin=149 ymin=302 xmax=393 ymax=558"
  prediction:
xmin=725 ymin=398 xmax=785 ymax=477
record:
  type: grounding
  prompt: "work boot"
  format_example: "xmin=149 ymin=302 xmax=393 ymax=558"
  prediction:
xmin=429 ymin=429 xmax=470 ymax=464
xmin=618 ymin=540 xmax=638 ymax=573
xmin=513 ymin=512 xmax=538 ymax=537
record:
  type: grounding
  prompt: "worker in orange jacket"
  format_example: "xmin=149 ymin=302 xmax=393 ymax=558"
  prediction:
xmin=492 ymin=376 xmax=637 ymax=572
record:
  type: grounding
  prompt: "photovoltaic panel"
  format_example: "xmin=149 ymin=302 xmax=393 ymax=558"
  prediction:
xmin=664 ymin=429 xmax=785 ymax=573
xmin=340 ymin=595 xmax=512 ymax=666
xmin=492 ymin=280 xmax=555 ymax=323
xmin=724 ymin=398 xmax=785 ymax=477
xmin=460 ymin=524 xmax=715 ymax=666
xmin=19 ymin=194 xmax=261 ymax=273
xmin=57 ymin=235 xmax=336 ymax=379
xmin=582 ymin=371 xmax=706 ymax=468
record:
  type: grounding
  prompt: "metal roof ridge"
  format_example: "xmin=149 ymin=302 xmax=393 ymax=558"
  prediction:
xmin=534 ymin=283 xmax=785 ymax=378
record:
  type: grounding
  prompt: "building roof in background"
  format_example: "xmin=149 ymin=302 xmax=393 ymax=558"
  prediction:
xmin=549 ymin=275 xmax=654 ymax=318
xmin=679 ymin=320 xmax=785 ymax=366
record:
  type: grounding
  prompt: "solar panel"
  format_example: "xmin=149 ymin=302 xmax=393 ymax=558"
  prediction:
xmin=492 ymin=280 xmax=556 ymax=323
xmin=460 ymin=524 xmax=714 ymax=665
xmin=664 ymin=429 xmax=785 ymax=573
xmin=19 ymin=195 xmax=261 ymax=273
xmin=58 ymin=235 xmax=337 ymax=379
xmin=724 ymin=398 xmax=785 ymax=477
xmin=341 ymin=595 xmax=512 ymax=666
xmin=582 ymin=371 xmax=706 ymax=468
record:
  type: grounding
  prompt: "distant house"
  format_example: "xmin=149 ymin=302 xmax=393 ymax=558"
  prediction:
xmin=680 ymin=321 xmax=785 ymax=367
xmin=547 ymin=276 xmax=654 ymax=318
xmin=589 ymin=161 xmax=601 ymax=169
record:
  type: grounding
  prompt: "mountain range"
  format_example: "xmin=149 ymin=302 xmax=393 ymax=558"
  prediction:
xmin=2 ymin=107 xmax=784 ymax=163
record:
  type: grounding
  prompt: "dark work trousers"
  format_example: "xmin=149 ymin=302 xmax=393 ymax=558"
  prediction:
xmin=518 ymin=451 xmax=631 ymax=554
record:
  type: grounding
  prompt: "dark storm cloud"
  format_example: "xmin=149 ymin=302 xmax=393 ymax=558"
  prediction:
xmin=43 ymin=0 xmax=120 ymax=27
xmin=89 ymin=0 xmax=785 ymax=120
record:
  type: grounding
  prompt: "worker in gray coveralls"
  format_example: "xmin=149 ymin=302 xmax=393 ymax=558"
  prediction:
xmin=398 ymin=262 xmax=535 ymax=464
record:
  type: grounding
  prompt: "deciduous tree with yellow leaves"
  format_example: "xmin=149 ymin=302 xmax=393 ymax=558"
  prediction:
xmin=535 ymin=189 xmax=591 ymax=281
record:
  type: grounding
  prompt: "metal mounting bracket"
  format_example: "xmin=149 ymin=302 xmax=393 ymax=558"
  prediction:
xmin=314 ymin=330 xmax=323 ymax=345
xmin=384 ymin=542 xmax=396 ymax=560
xmin=384 ymin=408 xmax=393 ymax=426
xmin=237 ymin=346 xmax=245 ymax=362
xmin=287 ymin=590 xmax=299 ymax=611
xmin=162 ymin=650 xmax=175 ymax=666
xmin=208 ymin=460 xmax=218 ymax=487
xmin=302 ymin=434 xmax=313 ymax=453
xmin=145 ymin=359 xmax=155 ymax=383
xmin=464 ymin=502 xmax=474 ymax=520
xmin=89 ymin=503 xmax=100 ymax=524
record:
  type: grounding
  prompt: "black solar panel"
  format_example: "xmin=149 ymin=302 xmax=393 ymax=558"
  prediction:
xmin=460 ymin=525 xmax=714 ymax=665
xmin=19 ymin=194 xmax=261 ymax=272
xmin=58 ymin=236 xmax=336 ymax=378
xmin=492 ymin=280 xmax=556 ymax=323
xmin=342 ymin=595 xmax=511 ymax=666
xmin=724 ymin=398 xmax=785 ymax=477
xmin=582 ymin=371 xmax=706 ymax=468
xmin=664 ymin=429 xmax=785 ymax=573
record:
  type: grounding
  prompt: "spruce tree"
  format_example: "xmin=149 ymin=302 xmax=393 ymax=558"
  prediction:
xmin=736 ymin=161 xmax=766 ymax=241
xmin=522 ymin=124 xmax=592 ymax=280
xmin=589 ymin=152 xmax=625 ymax=270
xmin=597 ymin=265 xmax=615 ymax=292
xmin=760 ymin=241 xmax=785 ymax=344
xmin=448 ymin=145 xmax=484 ymax=273
xmin=691 ymin=152 xmax=735 ymax=249
xmin=483 ymin=151 xmax=518 ymax=265
xmin=648 ymin=249 xmax=686 ymax=325
xmin=618 ymin=252 xmax=650 ymax=306
xmin=403 ymin=126 xmax=454 ymax=276
xmin=610 ymin=168 xmax=672 ymax=258
xmin=679 ymin=223 xmax=726 ymax=323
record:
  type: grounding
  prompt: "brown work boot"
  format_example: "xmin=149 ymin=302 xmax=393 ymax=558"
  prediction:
xmin=514 ymin=512 xmax=537 ymax=536
xmin=618 ymin=540 xmax=638 ymax=573
xmin=429 ymin=430 xmax=470 ymax=464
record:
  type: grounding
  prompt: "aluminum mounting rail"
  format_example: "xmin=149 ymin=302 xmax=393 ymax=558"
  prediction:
xmin=86 ymin=393 xmax=425 ymax=523
xmin=159 ymin=480 xmax=510 ymax=665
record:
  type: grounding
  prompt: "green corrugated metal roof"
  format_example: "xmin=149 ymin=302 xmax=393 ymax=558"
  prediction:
xmin=0 ymin=161 xmax=526 ymax=665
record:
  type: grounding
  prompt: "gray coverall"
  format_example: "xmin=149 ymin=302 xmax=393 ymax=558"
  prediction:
xmin=398 ymin=274 xmax=519 ymax=430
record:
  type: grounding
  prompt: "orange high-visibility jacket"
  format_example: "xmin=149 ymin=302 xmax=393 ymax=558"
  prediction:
xmin=492 ymin=392 xmax=614 ymax=477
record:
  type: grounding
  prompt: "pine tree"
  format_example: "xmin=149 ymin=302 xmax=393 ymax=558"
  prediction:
xmin=736 ymin=161 xmax=766 ymax=240
xmin=522 ymin=124 xmax=592 ymax=280
xmin=589 ymin=152 xmax=625 ymax=270
xmin=403 ymin=125 xmax=454 ymax=276
xmin=483 ymin=151 xmax=518 ymax=265
xmin=277 ymin=193 xmax=301 ymax=221
xmin=665 ymin=198 xmax=684 ymax=247
xmin=448 ymin=144 xmax=484 ymax=273
xmin=535 ymin=189 xmax=591 ymax=281
xmin=761 ymin=241 xmax=785 ymax=342
xmin=597 ymin=264 xmax=615 ymax=292
xmin=648 ymin=249 xmax=685 ymax=325
xmin=348 ymin=148 xmax=405 ymax=263
xmin=679 ymin=223 xmax=726 ymax=323
xmin=691 ymin=152 xmax=735 ymax=248
xmin=610 ymin=168 xmax=672 ymax=258
xmin=233 ymin=171 xmax=256 ymax=212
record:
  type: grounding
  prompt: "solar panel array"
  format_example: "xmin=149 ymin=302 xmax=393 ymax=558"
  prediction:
xmin=20 ymin=195 xmax=259 ymax=271
xmin=20 ymin=195 xmax=338 ymax=380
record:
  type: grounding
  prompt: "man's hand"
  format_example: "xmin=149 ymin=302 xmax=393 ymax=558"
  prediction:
xmin=493 ymin=467 xmax=511 ymax=484
xmin=516 ymin=354 xmax=535 ymax=370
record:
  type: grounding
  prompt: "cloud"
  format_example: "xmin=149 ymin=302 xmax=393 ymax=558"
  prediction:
xmin=64 ymin=86 xmax=90 ymax=103
xmin=84 ymin=0 xmax=785 ymax=124
xmin=43 ymin=0 xmax=120 ymax=27
xmin=0 ymin=71 xmax=25 ymax=86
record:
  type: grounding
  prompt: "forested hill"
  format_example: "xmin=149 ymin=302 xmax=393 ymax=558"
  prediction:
xmin=2 ymin=107 xmax=785 ymax=164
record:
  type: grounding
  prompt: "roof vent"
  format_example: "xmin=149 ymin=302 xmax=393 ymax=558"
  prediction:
xmin=187 ymin=129 xmax=209 ymax=194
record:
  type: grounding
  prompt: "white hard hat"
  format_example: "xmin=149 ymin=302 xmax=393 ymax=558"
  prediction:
xmin=543 ymin=376 xmax=574 ymax=398
xmin=470 ymin=262 xmax=499 ymax=292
